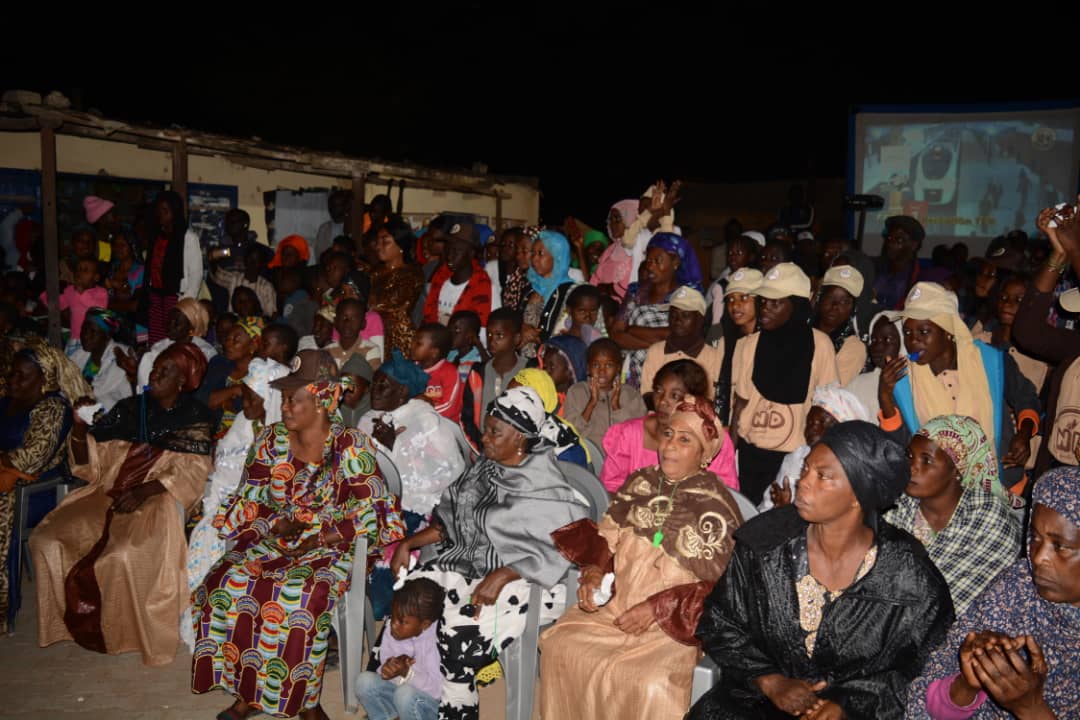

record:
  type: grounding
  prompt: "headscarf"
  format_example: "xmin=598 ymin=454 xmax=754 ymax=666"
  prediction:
xmin=379 ymin=348 xmax=430 ymax=398
xmin=176 ymin=297 xmax=210 ymax=338
xmin=668 ymin=395 xmax=725 ymax=464
xmin=868 ymin=310 xmax=908 ymax=359
xmin=513 ymin=368 xmax=560 ymax=414
xmin=487 ymin=386 xmax=557 ymax=454
xmin=752 ymin=296 xmax=815 ymax=405
xmin=607 ymin=199 xmax=639 ymax=243
xmin=85 ymin=307 xmax=122 ymax=337
xmin=917 ymin=415 xmax=1006 ymax=501
xmin=20 ymin=337 xmax=91 ymax=401
xmin=510 ymin=369 xmax=589 ymax=461
xmin=243 ymin=358 xmax=290 ymax=426
xmin=819 ymin=420 xmax=908 ymax=533
xmin=316 ymin=304 xmax=336 ymax=324
xmin=15 ymin=346 xmax=61 ymax=394
xmin=235 ymin=316 xmax=265 ymax=340
xmin=647 ymin=233 xmax=704 ymax=291
xmin=1032 ymin=466 xmax=1080 ymax=534
xmin=902 ymin=282 xmax=997 ymax=449
xmin=305 ymin=374 xmax=355 ymax=415
xmin=268 ymin=234 xmax=310 ymax=268
xmin=158 ymin=341 xmax=209 ymax=393
xmin=527 ymin=230 xmax=574 ymax=303
xmin=539 ymin=335 xmax=588 ymax=386
xmin=812 ymin=384 xmax=871 ymax=424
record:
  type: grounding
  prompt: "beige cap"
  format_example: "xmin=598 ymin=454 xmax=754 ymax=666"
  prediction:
xmin=1060 ymin=288 xmax=1080 ymax=313
xmin=901 ymin=282 xmax=960 ymax=321
xmin=724 ymin=268 xmax=763 ymax=297
xmin=666 ymin=285 xmax=707 ymax=315
xmin=821 ymin=265 xmax=864 ymax=298
xmin=756 ymin=262 xmax=811 ymax=300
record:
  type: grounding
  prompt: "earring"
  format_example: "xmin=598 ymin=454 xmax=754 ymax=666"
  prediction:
xmin=948 ymin=334 xmax=955 ymax=342
xmin=700 ymin=460 xmax=709 ymax=470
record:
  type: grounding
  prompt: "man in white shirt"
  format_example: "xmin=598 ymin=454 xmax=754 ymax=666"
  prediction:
xmin=311 ymin=190 xmax=351 ymax=266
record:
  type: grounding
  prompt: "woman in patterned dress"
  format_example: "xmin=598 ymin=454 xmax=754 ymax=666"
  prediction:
xmin=191 ymin=350 xmax=404 ymax=720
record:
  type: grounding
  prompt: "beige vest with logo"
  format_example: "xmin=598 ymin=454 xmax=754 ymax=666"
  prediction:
xmin=1051 ymin=356 xmax=1080 ymax=466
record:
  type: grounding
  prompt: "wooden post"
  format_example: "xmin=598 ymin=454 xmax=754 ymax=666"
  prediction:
xmin=494 ymin=192 xmax=503 ymax=232
xmin=172 ymin=138 xmax=188 ymax=205
xmin=40 ymin=123 xmax=62 ymax=347
xmin=350 ymin=173 xmax=367 ymax=241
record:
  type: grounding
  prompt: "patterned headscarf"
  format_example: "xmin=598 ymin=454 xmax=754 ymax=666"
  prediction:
xmin=235 ymin=316 xmax=265 ymax=340
xmin=668 ymin=395 xmax=725 ymax=464
xmin=509 ymin=369 xmax=589 ymax=461
xmin=15 ymin=346 xmax=61 ymax=394
xmin=812 ymin=384 xmax=871 ymax=423
xmin=646 ymin=233 xmax=703 ymax=291
xmin=513 ymin=368 xmax=559 ymax=413
xmin=1032 ymin=466 xmax=1080 ymax=532
xmin=158 ymin=342 xmax=209 ymax=393
xmin=527 ymin=230 xmax=575 ymax=303
xmin=917 ymin=415 xmax=1006 ymax=501
xmin=304 ymin=375 xmax=355 ymax=415
xmin=85 ymin=307 xmax=122 ymax=337
xmin=176 ymin=297 xmax=209 ymax=338
xmin=243 ymin=358 xmax=290 ymax=426
xmin=487 ymin=386 xmax=557 ymax=454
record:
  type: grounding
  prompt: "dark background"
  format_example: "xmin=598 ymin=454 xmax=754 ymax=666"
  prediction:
xmin=4 ymin=6 xmax=1078 ymax=229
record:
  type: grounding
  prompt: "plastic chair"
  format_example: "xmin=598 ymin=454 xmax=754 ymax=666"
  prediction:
xmin=333 ymin=532 xmax=371 ymax=714
xmin=448 ymin=420 xmax=478 ymax=466
xmin=581 ymin=437 xmax=604 ymax=477
xmin=11 ymin=473 xmax=71 ymax=632
xmin=728 ymin=489 xmax=759 ymax=523
xmin=502 ymin=461 xmax=609 ymax=720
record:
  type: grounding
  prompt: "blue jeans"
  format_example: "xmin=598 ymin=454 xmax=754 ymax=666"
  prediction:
xmin=356 ymin=671 xmax=438 ymax=720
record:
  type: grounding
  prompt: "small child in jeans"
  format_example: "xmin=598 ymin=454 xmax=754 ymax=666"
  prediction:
xmin=357 ymin=578 xmax=445 ymax=720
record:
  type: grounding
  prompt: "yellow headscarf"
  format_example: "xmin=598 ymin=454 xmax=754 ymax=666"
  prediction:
xmin=512 ymin=367 xmax=590 ymax=462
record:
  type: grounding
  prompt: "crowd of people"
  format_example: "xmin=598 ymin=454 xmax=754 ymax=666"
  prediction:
xmin=0 ymin=182 xmax=1077 ymax=719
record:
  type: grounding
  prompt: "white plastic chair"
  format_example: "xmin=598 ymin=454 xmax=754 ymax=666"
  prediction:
xmin=334 ymin=533 xmax=371 ymax=714
xmin=502 ymin=461 xmax=609 ymax=720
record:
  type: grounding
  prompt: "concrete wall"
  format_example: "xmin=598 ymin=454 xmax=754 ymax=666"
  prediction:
xmin=0 ymin=131 xmax=540 ymax=242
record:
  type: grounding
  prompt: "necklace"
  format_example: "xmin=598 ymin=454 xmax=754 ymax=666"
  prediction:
xmin=648 ymin=471 xmax=686 ymax=547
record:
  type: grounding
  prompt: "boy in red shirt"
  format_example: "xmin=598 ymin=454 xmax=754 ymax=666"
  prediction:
xmin=411 ymin=323 xmax=463 ymax=423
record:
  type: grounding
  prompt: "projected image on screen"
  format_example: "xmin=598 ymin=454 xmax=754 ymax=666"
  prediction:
xmin=854 ymin=108 xmax=1080 ymax=252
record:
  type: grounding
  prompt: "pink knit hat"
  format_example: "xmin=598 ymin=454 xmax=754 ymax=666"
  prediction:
xmin=83 ymin=196 xmax=114 ymax=224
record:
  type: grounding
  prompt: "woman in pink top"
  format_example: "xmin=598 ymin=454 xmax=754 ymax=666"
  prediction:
xmin=601 ymin=358 xmax=738 ymax=492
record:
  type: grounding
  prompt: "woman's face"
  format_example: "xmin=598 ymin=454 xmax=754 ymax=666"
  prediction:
xmin=482 ymin=415 xmax=525 ymax=465
xmin=727 ymin=239 xmax=755 ymax=273
xmin=996 ymin=279 xmax=1026 ymax=327
xmin=905 ymin=435 xmax=958 ymax=500
xmin=374 ymin=229 xmax=402 ymax=264
xmin=654 ymin=375 xmax=690 ymax=421
xmin=7 ymin=356 xmax=44 ymax=405
xmin=281 ymin=387 xmax=321 ymax=432
xmin=659 ymin=417 xmax=706 ymax=479
xmin=869 ymin=318 xmax=901 ymax=369
xmin=804 ymin=406 xmax=838 ymax=446
xmin=79 ymin=320 xmax=110 ymax=357
xmin=111 ymin=234 xmax=132 ymax=264
xmin=531 ymin=239 xmax=554 ymax=277
xmin=757 ymin=296 xmax=794 ymax=331
xmin=155 ymin=199 xmax=173 ymax=230
xmin=974 ymin=260 xmax=998 ymax=299
xmin=608 ymin=209 xmax=626 ymax=240
xmin=515 ymin=235 xmax=533 ymax=271
xmin=240 ymin=384 xmax=266 ymax=422
xmin=643 ymin=247 xmax=679 ymax=288
xmin=369 ymin=371 xmax=408 ymax=412
xmin=281 ymin=245 xmax=301 ymax=268
xmin=148 ymin=355 xmax=184 ymax=400
xmin=816 ymin=286 xmax=855 ymax=334
xmin=1029 ymin=503 xmax=1080 ymax=604
xmin=725 ymin=292 xmax=757 ymax=332
xmin=586 ymin=241 xmax=605 ymax=268
xmin=167 ymin=308 xmax=194 ymax=343
xmin=903 ymin=319 xmax=954 ymax=367
xmin=224 ymin=325 xmax=257 ymax=363
xmin=794 ymin=444 xmax=860 ymax=524
xmin=820 ymin=239 xmax=847 ymax=270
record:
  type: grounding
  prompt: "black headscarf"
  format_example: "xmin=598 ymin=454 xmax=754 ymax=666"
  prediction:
xmin=751 ymin=296 xmax=814 ymax=404
xmin=818 ymin=420 xmax=908 ymax=533
xmin=714 ymin=311 xmax=752 ymax=425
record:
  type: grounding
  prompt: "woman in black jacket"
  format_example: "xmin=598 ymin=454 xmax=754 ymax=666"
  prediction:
xmin=689 ymin=421 xmax=954 ymax=720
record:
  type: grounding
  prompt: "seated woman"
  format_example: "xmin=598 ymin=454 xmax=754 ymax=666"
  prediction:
xmin=0 ymin=342 xmax=77 ymax=634
xmin=181 ymin=357 xmax=289 ymax=648
xmin=689 ymin=421 xmax=954 ymax=720
xmin=886 ymin=415 xmax=1021 ymax=616
xmin=190 ymin=349 xmax=404 ymax=720
xmin=539 ymin=396 xmax=743 ymax=720
xmin=520 ymin=230 xmax=579 ymax=358
xmin=388 ymin=387 xmax=589 ymax=720
xmin=814 ymin=265 xmax=868 ymax=386
xmin=358 ymin=349 xmax=467 ymax=617
xmin=67 ymin=307 xmax=133 ymax=412
xmin=880 ymin=281 xmax=1041 ymax=492
xmin=509 ymin=367 xmax=590 ymax=467
xmin=844 ymin=309 xmax=906 ymax=419
xmin=30 ymin=343 xmax=213 ymax=666
xmin=128 ymin=297 xmax=217 ymax=392
xmin=602 ymin=359 xmax=738 ymax=493
xmin=907 ymin=467 xmax=1080 ymax=719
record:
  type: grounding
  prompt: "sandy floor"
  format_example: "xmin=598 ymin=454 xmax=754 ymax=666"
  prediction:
xmin=1 ymin=579 xmax=513 ymax=720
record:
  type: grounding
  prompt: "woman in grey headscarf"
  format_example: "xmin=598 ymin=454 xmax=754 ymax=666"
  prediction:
xmin=389 ymin=386 xmax=589 ymax=720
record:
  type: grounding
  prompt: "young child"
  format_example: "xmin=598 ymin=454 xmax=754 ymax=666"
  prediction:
xmin=211 ymin=242 xmax=277 ymax=316
xmin=411 ymin=322 xmax=463 ymax=424
xmin=559 ymin=283 xmax=605 ymax=345
xmin=537 ymin=334 xmax=588 ymax=411
xmin=447 ymin=310 xmax=488 ymax=386
xmin=260 ymin=323 xmax=299 ymax=367
xmin=60 ymin=227 xmax=103 ymax=285
xmin=356 ymin=578 xmax=444 ymax=720
xmin=298 ymin=305 xmax=335 ymax=351
xmin=462 ymin=307 xmax=527 ymax=445
xmin=40 ymin=256 xmax=108 ymax=348
xmin=564 ymin=338 xmax=647 ymax=450
xmin=327 ymin=297 xmax=382 ymax=370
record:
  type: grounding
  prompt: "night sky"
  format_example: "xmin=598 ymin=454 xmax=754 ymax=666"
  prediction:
xmin=4 ymin=8 xmax=1077 ymax=228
